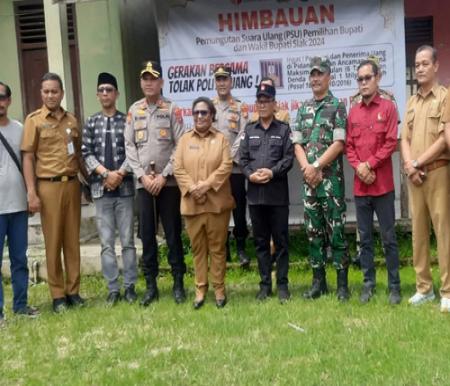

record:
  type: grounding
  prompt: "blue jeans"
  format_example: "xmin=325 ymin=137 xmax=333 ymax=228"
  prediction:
xmin=94 ymin=196 xmax=137 ymax=292
xmin=0 ymin=211 xmax=29 ymax=315
xmin=355 ymin=191 xmax=400 ymax=290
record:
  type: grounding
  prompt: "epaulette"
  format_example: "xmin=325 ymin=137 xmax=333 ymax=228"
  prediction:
xmin=27 ymin=109 xmax=42 ymax=119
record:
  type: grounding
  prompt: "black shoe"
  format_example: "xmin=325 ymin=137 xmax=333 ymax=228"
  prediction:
xmin=66 ymin=294 xmax=85 ymax=308
xmin=140 ymin=287 xmax=159 ymax=307
xmin=278 ymin=288 xmax=291 ymax=304
xmin=237 ymin=250 xmax=250 ymax=269
xmin=360 ymin=286 xmax=375 ymax=303
xmin=389 ymin=288 xmax=402 ymax=305
xmin=15 ymin=306 xmax=40 ymax=318
xmin=53 ymin=298 xmax=68 ymax=313
xmin=303 ymin=267 xmax=328 ymax=299
xmin=216 ymin=297 xmax=227 ymax=308
xmin=106 ymin=291 xmax=121 ymax=306
xmin=173 ymin=276 xmax=186 ymax=304
xmin=193 ymin=298 xmax=205 ymax=310
xmin=336 ymin=268 xmax=350 ymax=302
xmin=124 ymin=285 xmax=138 ymax=304
xmin=256 ymin=287 xmax=273 ymax=301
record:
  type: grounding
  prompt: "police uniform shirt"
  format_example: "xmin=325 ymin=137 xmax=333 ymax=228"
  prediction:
xmin=213 ymin=96 xmax=248 ymax=169
xmin=124 ymin=96 xmax=185 ymax=188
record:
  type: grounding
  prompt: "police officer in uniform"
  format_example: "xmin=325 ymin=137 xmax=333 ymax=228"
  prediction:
xmin=125 ymin=61 xmax=186 ymax=305
xmin=240 ymin=82 xmax=294 ymax=303
xmin=292 ymin=57 xmax=350 ymax=301
xmin=212 ymin=66 xmax=250 ymax=267
xmin=21 ymin=72 xmax=84 ymax=313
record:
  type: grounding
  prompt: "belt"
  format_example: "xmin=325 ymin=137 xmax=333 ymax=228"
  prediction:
xmin=38 ymin=175 xmax=76 ymax=182
xmin=424 ymin=159 xmax=449 ymax=172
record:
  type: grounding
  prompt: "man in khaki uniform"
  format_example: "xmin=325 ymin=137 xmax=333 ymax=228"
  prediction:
xmin=400 ymin=45 xmax=450 ymax=312
xmin=21 ymin=72 xmax=84 ymax=313
xmin=212 ymin=66 xmax=250 ymax=267
xmin=125 ymin=61 xmax=186 ymax=305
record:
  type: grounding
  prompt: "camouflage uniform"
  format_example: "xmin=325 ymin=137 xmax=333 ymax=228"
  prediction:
xmin=293 ymin=91 xmax=348 ymax=269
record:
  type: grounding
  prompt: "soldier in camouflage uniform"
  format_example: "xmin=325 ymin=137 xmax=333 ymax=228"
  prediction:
xmin=293 ymin=57 xmax=350 ymax=301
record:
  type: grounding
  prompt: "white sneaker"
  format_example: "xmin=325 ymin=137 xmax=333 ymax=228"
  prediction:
xmin=440 ymin=297 xmax=450 ymax=313
xmin=408 ymin=291 xmax=435 ymax=305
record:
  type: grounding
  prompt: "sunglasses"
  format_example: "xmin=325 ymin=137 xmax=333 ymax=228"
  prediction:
xmin=0 ymin=94 xmax=9 ymax=101
xmin=356 ymin=74 xmax=375 ymax=83
xmin=97 ymin=86 xmax=115 ymax=94
xmin=192 ymin=110 xmax=210 ymax=117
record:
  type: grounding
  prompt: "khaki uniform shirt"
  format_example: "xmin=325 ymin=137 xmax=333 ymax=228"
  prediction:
xmin=401 ymin=84 xmax=450 ymax=161
xmin=212 ymin=96 xmax=248 ymax=172
xmin=21 ymin=105 xmax=80 ymax=177
xmin=441 ymin=86 xmax=450 ymax=123
xmin=124 ymin=96 xmax=184 ymax=188
xmin=174 ymin=127 xmax=235 ymax=216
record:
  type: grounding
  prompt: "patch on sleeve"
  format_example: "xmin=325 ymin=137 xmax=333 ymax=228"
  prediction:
xmin=174 ymin=107 xmax=183 ymax=124
xmin=333 ymin=128 xmax=346 ymax=142
xmin=292 ymin=131 xmax=302 ymax=144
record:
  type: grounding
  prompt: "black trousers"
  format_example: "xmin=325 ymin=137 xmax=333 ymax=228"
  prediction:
xmin=355 ymin=191 xmax=400 ymax=290
xmin=249 ymin=205 xmax=289 ymax=289
xmin=138 ymin=187 xmax=186 ymax=284
xmin=230 ymin=173 xmax=249 ymax=247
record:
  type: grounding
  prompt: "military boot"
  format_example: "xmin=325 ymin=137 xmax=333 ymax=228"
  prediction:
xmin=141 ymin=277 xmax=159 ymax=306
xmin=303 ymin=267 xmax=328 ymax=299
xmin=173 ymin=275 xmax=186 ymax=304
xmin=336 ymin=268 xmax=350 ymax=302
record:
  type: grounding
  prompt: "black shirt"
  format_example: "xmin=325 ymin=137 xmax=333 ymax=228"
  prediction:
xmin=239 ymin=118 xmax=293 ymax=206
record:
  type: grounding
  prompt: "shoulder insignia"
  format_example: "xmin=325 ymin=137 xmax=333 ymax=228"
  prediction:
xmin=127 ymin=112 xmax=132 ymax=124
xmin=241 ymin=103 xmax=249 ymax=119
xmin=28 ymin=109 xmax=42 ymax=118
xmin=174 ymin=107 xmax=183 ymax=124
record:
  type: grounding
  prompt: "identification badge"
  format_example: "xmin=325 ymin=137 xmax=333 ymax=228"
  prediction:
xmin=67 ymin=141 xmax=75 ymax=155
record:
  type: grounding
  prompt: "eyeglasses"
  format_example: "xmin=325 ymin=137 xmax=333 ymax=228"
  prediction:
xmin=356 ymin=74 xmax=375 ymax=83
xmin=256 ymin=99 xmax=274 ymax=105
xmin=192 ymin=110 xmax=210 ymax=117
xmin=97 ymin=87 xmax=115 ymax=94
xmin=0 ymin=94 xmax=9 ymax=101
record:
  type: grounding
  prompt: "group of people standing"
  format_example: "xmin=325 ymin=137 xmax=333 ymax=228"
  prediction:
xmin=1 ymin=44 xmax=450 ymax=325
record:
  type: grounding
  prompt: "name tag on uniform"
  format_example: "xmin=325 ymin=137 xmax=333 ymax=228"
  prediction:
xmin=67 ymin=142 xmax=75 ymax=155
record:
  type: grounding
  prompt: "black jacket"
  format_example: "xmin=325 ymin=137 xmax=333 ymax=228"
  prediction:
xmin=239 ymin=118 xmax=293 ymax=206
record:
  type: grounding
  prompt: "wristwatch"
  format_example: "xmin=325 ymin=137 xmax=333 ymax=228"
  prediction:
xmin=412 ymin=159 xmax=419 ymax=169
xmin=101 ymin=170 xmax=109 ymax=179
xmin=313 ymin=160 xmax=321 ymax=170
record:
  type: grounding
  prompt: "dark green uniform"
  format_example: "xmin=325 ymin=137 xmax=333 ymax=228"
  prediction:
xmin=293 ymin=91 xmax=349 ymax=269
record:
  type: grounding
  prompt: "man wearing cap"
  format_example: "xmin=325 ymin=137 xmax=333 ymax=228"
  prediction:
xmin=22 ymin=72 xmax=84 ymax=313
xmin=346 ymin=60 xmax=401 ymax=304
xmin=250 ymin=77 xmax=290 ymax=124
xmin=125 ymin=61 xmax=186 ymax=305
xmin=82 ymin=72 xmax=137 ymax=306
xmin=401 ymin=45 xmax=450 ymax=312
xmin=213 ymin=65 xmax=251 ymax=268
xmin=240 ymin=81 xmax=294 ymax=303
xmin=293 ymin=57 xmax=350 ymax=301
xmin=0 ymin=82 xmax=39 ymax=325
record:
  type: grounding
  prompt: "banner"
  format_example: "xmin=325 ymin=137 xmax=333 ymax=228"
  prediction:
xmin=158 ymin=0 xmax=406 ymax=128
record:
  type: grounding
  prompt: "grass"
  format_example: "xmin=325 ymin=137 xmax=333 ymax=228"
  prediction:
xmin=1 ymin=261 xmax=449 ymax=386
